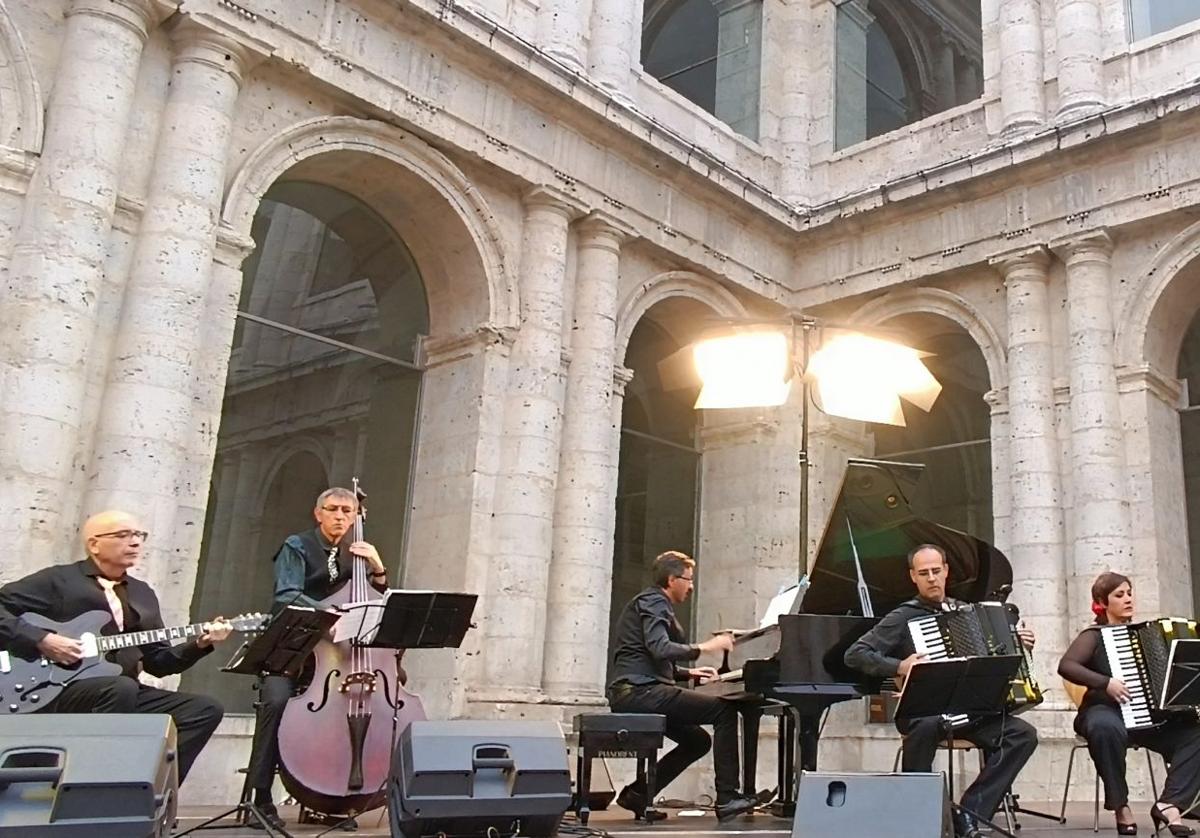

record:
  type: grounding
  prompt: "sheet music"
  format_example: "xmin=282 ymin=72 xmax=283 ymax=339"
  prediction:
xmin=758 ymin=580 xmax=805 ymax=629
xmin=330 ymin=589 xmax=446 ymax=644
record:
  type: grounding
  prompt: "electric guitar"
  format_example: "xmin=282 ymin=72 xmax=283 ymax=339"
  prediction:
xmin=0 ymin=610 xmax=266 ymax=713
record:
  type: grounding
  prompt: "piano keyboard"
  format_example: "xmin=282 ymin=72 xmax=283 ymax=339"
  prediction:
xmin=1100 ymin=627 xmax=1155 ymax=729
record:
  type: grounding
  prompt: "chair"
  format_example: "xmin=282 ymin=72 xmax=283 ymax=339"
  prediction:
xmin=892 ymin=736 xmax=1017 ymax=832
xmin=1058 ymin=679 xmax=1161 ymax=832
xmin=573 ymin=713 xmax=666 ymax=825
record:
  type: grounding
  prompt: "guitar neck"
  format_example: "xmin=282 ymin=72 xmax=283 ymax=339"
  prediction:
xmin=96 ymin=622 xmax=209 ymax=653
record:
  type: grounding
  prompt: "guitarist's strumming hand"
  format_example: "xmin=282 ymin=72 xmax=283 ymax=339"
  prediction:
xmin=37 ymin=632 xmax=84 ymax=665
xmin=197 ymin=616 xmax=234 ymax=649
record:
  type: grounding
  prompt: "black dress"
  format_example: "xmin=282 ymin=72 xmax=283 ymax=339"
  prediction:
xmin=1058 ymin=626 xmax=1200 ymax=811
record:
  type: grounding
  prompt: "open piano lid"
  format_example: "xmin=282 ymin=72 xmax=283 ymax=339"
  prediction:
xmin=801 ymin=458 xmax=1012 ymax=616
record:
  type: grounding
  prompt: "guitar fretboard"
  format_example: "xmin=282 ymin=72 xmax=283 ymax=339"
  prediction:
xmin=96 ymin=623 xmax=208 ymax=652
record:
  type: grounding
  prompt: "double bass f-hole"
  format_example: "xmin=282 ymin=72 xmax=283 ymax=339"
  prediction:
xmin=306 ymin=668 xmax=342 ymax=713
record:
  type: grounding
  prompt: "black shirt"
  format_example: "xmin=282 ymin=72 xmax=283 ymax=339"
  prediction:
xmin=609 ymin=587 xmax=700 ymax=688
xmin=0 ymin=558 xmax=212 ymax=678
xmin=844 ymin=596 xmax=962 ymax=678
xmin=1057 ymin=626 xmax=1114 ymax=709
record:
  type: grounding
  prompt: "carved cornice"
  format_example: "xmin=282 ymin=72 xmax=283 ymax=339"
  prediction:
xmin=1116 ymin=364 xmax=1186 ymax=408
xmin=423 ymin=323 xmax=517 ymax=368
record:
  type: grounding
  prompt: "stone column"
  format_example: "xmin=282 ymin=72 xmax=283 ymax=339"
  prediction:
xmin=543 ymin=212 xmax=631 ymax=699
xmin=537 ymin=0 xmax=587 ymax=73
xmin=984 ymin=389 xmax=1013 ymax=556
xmin=0 ymin=0 xmax=159 ymax=569
xmin=1052 ymin=231 xmax=1131 ymax=629
xmin=777 ymin=0 xmax=813 ymax=204
xmin=992 ymin=247 xmax=1067 ymax=692
xmin=480 ymin=187 xmax=579 ymax=698
xmin=588 ymin=0 xmax=637 ymax=104
xmin=998 ymin=0 xmax=1046 ymax=133
xmin=85 ymin=18 xmax=251 ymax=597
xmin=834 ymin=0 xmax=875 ymax=149
xmin=1055 ymin=0 xmax=1106 ymax=120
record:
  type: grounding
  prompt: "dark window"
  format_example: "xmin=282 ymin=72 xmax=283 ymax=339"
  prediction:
xmin=642 ymin=0 xmax=763 ymax=139
xmin=836 ymin=0 xmax=983 ymax=150
xmin=182 ymin=181 xmax=428 ymax=713
xmin=1180 ymin=311 xmax=1200 ymax=616
xmin=1128 ymin=0 xmax=1200 ymax=40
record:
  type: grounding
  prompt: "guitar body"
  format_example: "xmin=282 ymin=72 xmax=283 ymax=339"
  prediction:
xmin=0 ymin=610 xmax=122 ymax=714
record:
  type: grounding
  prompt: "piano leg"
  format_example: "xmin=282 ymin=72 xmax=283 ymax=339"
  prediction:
xmin=798 ymin=713 xmax=820 ymax=772
xmin=770 ymin=710 xmax=797 ymax=818
xmin=739 ymin=705 xmax=762 ymax=797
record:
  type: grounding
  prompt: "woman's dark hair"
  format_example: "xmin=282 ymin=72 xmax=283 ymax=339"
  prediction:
xmin=1091 ymin=572 xmax=1132 ymax=624
xmin=652 ymin=551 xmax=695 ymax=587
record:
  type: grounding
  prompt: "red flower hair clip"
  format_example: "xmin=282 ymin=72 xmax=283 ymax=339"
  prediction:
xmin=1091 ymin=600 xmax=1107 ymax=617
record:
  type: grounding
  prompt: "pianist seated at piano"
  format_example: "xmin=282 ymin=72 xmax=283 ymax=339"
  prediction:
xmin=1058 ymin=572 xmax=1200 ymax=837
xmin=607 ymin=550 xmax=758 ymax=822
xmin=843 ymin=543 xmax=1039 ymax=838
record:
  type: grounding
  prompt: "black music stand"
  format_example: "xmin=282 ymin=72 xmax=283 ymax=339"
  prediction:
xmin=353 ymin=590 xmax=477 ymax=650
xmin=895 ymin=655 xmax=1022 ymax=838
xmin=1162 ymin=640 xmax=1200 ymax=822
xmin=175 ymin=606 xmax=340 ymax=838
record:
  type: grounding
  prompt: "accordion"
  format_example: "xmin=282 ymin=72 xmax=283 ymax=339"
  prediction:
xmin=1097 ymin=617 xmax=1199 ymax=730
xmin=906 ymin=601 xmax=1044 ymax=727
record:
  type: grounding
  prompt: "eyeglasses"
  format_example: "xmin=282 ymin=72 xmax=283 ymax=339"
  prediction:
xmin=320 ymin=505 xmax=355 ymax=515
xmin=676 ymin=575 xmax=694 ymax=583
xmin=94 ymin=529 xmax=149 ymax=542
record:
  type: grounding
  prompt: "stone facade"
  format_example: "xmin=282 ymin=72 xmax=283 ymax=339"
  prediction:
xmin=0 ymin=0 xmax=1198 ymax=808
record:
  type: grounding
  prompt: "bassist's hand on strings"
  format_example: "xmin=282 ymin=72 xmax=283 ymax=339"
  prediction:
xmin=1106 ymin=677 xmax=1131 ymax=704
xmin=37 ymin=632 xmax=84 ymax=665
xmin=349 ymin=540 xmax=386 ymax=577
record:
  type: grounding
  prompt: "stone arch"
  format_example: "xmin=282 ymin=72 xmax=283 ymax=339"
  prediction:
xmin=1116 ymin=218 xmax=1200 ymax=372
xmin=849 ymin=286 xmax=1008 ymax=391
xmin=615 ymin=270 xmax=748 ymax=367
xmin=255 ymin=437 xmax=332 ymax=514
xmin=222 ymin=116 xmax=514 ymax=337
xmin=0 ymin=0 xmax=44 ymax=152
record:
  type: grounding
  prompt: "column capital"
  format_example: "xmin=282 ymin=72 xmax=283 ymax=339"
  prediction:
xmin=983 ymin=387 xmax=1009 ymax=415
xmin=522 ymin=185 xmax=586 ymax=219
xmin=165 ymin=15 xmax=258 ymax=84
xmin=576 ymin=210 xmax=636 ymax=248
xmin=1050 ymin=229 xmax=1114 ymax=264
xmin=68 ymin=0 xmax=164 ymax=40
xmin=423 ymin=323 xmax=517 ymax=368
xmin=990 ymin=244 xmax=1051 ymax=279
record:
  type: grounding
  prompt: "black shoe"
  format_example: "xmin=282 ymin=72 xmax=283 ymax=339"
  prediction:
xmin=616 ymin=786 xmax=667 ymax=821
xmin=1152 ymin=803 xmax=1196 ymax=837
xmin=953 ymin=810 xmax=983 ymax=838
xmin=247 ymin=805 xmax=286 ymax=831
xmin=715 ymin=795 xmax=756 ymax=821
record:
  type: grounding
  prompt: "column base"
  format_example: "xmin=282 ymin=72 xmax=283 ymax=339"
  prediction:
xmin=1056 ymin=98 xmax=1106 ymax=123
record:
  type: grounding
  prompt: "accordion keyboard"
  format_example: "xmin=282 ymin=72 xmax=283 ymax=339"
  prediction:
xmin=1100 ymin=626 xmax=1155 ymax=729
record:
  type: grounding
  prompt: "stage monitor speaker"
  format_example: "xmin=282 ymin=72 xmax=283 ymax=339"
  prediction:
xmin=0 ymin=713 xmax=178 ymax=838
xmin=389 ymin=720 xmax=571 ymax=838
xmin=793 ymin=771 xmax=951 ymax=838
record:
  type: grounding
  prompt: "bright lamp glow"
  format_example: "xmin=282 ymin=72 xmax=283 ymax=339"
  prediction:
xmin=693 ymin=331 xmax=792 ymax=409
xmin=806 ymin=333 xmax=942 ymax=426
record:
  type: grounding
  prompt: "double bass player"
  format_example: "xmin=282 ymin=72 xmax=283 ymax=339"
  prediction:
xmin=245 ymin=486 xmax=392 ymax=831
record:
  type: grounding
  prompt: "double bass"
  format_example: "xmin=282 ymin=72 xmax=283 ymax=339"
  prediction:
xmin=276 ymin=479 xmax=426 ymax=816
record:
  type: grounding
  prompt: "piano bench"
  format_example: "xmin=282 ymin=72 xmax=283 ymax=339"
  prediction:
xmin=573 ymin=713 xmax=666 ymax=825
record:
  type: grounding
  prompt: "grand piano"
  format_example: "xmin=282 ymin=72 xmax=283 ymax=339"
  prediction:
xmin=695 ymin=458 xmax=1013 ymax=815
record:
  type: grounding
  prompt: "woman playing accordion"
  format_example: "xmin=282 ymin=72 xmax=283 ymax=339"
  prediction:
xmin=1058 ymin=572 xmax=1200 ymax=836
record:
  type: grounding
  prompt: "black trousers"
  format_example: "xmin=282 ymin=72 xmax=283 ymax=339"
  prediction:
xmin=609 ymin=683 xmax=741 ymax=802
xmin=1076 ymin=704 xmax=1200 ymax=811
xmin=41 ymin=675 xmax=223 ymax=782
xmin=897 ymin=714 xmax=1038 ymax=820
xmin=245 ymin=674 xmax=295 ymax=791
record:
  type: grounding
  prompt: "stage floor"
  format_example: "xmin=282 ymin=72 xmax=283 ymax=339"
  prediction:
xmin=173 ymin=800 xmax=1141 ymax=837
